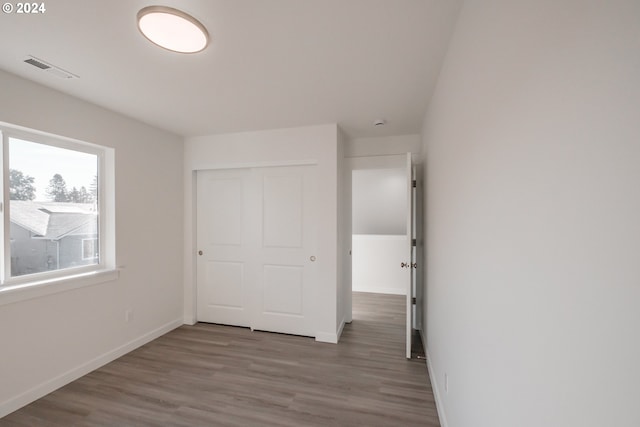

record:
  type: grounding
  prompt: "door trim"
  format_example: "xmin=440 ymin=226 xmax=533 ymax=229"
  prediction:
xmin=195 ymin=164 xmax=318 ymax=337
xmin=186 ymin=160 xmax=320 ymax=326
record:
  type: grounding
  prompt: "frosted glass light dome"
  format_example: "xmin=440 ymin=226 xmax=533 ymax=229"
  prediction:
xmin=137 ymin=6 xmax=209 ymax=54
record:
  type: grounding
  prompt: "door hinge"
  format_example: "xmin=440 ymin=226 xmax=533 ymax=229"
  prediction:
xmin=412 ymin=297 xmax=417 ymax=305
xmin=412 ymin=238 xmax=416 ymax=247
xmin=412 ymin=180 xmax=417 ymax=188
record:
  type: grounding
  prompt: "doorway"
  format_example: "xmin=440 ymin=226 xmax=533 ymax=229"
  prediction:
xmin=348 ymin=154 xmax=422 ymax=358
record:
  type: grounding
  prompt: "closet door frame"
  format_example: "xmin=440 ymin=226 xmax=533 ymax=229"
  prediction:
xmin=195 ymin=160 xmax=319 ymax=337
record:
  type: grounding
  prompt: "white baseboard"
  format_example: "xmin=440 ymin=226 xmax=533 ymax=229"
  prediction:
xmin=0 ymin=318 xmax=183 ymax=419
xmin=315 ymin=331 xmax=338 ymax=344
xmin=426 ymin=348 xmax=448 ymax=427
xmin=336 ymin=319 xmax=346 ymax=342
xmin=420 ymin=328 xmax=427 ymax=354
xmin=183 ymin=315 xmax=196 ymax=325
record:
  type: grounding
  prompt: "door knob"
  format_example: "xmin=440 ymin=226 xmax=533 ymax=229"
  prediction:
xmin=198 ymin=250 xmax=203 ymax=256
xmin=310 ymin=256 xmax=316 ymax=262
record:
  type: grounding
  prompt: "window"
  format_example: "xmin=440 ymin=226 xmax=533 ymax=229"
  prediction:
xmin=82 ymin=238 xmax=99 ymax=260
xmin=0 ymin=122 xmax=114 ymax=287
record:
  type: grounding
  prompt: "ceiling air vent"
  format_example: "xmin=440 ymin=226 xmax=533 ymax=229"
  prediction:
xmin=23 ymin=56 xmax=79 ymax=80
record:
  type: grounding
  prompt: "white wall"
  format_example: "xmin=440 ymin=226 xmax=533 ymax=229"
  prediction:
xmin=0 ymin=70 xmax=184 ymax=417
xmin=346 ymin=134 xmax=421 ymax=158
xmin=352 ymin=235 xmax=406 ymax=295
xmin=183 ymin=124 xmax=340 ymax=343
xmin=352 ymin=168 xmax=406 ymax=235
xmin=421 ymin=1 xmax=640 ymax=426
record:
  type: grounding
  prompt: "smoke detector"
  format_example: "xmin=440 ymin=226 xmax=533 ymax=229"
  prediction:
xmin=23 ymin=56 xmax=79 ymax=79
xmin=374 ymin=119 xmax=386 ymax=126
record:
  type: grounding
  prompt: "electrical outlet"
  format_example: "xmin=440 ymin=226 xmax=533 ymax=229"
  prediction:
xmin=444 ymin=373 xmax=449 ymax=394
xmin=125 ymin=309 xmax=133 ymax=323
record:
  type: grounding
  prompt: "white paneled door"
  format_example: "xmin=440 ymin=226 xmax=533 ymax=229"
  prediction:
xmin=197 ymin=165 xmax=317 ymax=337
xmin=197 ymin=168 xmax=253 ymax=328
xmin=405 ymin=153 xmax=414 ymax=359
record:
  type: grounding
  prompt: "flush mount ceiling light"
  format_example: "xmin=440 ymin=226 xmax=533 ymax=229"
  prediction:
xmin=137 ymin=6 xmax=209 ymax=54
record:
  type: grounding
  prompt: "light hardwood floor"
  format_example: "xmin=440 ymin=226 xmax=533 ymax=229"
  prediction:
xmin=1 ymin=292 xmax=440 ymax=426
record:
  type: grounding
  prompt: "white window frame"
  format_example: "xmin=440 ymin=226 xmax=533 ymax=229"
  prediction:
xmin=0 ymin=121 xmax=117 ymax=300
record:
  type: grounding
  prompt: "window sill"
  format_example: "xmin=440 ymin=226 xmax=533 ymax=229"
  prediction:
xmin=0 ymin=269 xmax=119 ymax=307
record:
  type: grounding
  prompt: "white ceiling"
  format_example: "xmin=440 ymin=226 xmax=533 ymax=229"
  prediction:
xmin=0 ymin=0 xmax=461 ymax=139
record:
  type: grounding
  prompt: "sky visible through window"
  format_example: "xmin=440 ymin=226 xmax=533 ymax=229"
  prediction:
xmin=9 ymin=138 xmax=97 ymax=202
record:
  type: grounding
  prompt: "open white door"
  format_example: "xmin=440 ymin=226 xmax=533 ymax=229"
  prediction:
xmin=405 ymin=153 xmax=414 ymax=359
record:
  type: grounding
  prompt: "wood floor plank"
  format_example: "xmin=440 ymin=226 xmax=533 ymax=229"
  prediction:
xmin=1 ymin=292 xmax=440 ymax=426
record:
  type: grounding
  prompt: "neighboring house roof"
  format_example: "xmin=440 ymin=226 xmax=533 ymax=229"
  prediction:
xmin=10 ymin=201 xmax=97 ymax=240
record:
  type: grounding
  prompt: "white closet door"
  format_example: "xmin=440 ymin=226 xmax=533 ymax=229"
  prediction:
xmin=252 ymin=165 xmax=317 ymax=336
xmin=197 ymin=169 xmax=253 ymax=327
xmin=196 ymin=165 xmax=317 ymax=337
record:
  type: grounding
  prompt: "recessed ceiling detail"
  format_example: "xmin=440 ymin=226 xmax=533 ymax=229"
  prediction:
xmin=137 ymin=6 xmax=209 ymax=54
